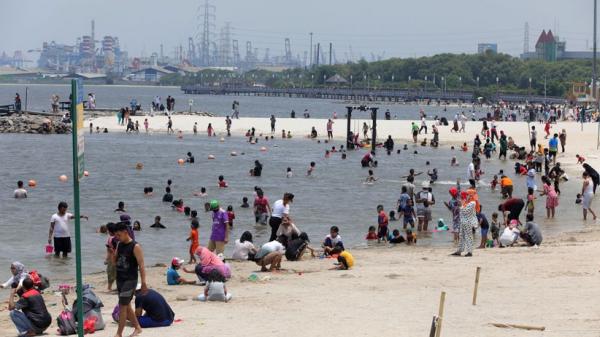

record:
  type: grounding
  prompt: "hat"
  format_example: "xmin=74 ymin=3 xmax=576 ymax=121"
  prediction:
xmin=449 ymin=187 xmax=458 ymax=197
xmin=209 ymin=199 xmax=219 ymax=210
xmin=171 ymin=257 xmax=184 ymax=267
xmin=422 ymin=181 xmax=430 ymax=188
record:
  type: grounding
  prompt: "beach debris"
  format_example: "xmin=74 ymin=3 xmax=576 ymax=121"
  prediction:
xmin=58 ymin=175 xmax=68 ymax=182
xmin=472 ymin=266 xmax=481 ymax=305
xmin=28 ymin=179 xmax=37 ymax=187
xmin=490 ymin=323 xmax=545 ymax=331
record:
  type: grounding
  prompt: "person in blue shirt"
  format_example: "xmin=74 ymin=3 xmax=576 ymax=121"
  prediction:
xmin=134 ymin=288 xmax=175 ymax=328
xmin=548 ymin=133 xmax=559 ymax=164
xmin=166 ymin=258 xmax=195 ymax=285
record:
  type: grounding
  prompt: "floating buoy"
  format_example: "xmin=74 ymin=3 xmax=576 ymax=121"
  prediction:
xmin=28 ymin=180 xmax=37 ymax=187
xmin=208 ymin=155 xmax=215 ymax=160
xmin=220 ymin=137 xmax=225 ymax=142
xmin=177 ymin=159 xmax=185 ymax=165
xmin=250 ymin=140 xmax=256 ymax=144
xmin=83 ymin=171 xmax=89 ymax=177
xmin=136 ymin=163 xmax=144 ymax=170
xmin=230 ymin=151 xmax=237 ymax=156
xmin=59 ymin=175 xmax=68 ymax=182
xmin=260 ymin=146 xmax=267 ymax=152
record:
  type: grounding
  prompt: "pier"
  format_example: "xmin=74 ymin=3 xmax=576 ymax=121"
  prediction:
xmin=180 ymin=85 xmax=565 ymax=104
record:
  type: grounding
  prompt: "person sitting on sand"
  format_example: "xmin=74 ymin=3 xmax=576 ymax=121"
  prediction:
xmin=499 ymin=220 xmax=520 ymax=247
xmin=196 ymin=270 xmax=232 ymax=302
xmin=134 ymin=288 xmax=175 ymax=328
xmin=232 ymin=231 xmax=257 ymax=261
xmin=167 ymin=258 xmax=195 ymax=285
xmin=322 ymin=226 xmax=345 ymax=255
xmin=285 ymin=232 xmax=316 ymax=261
xmin=332 ymin=250 xmax=354 ymax=270
xmin=276 ymin=216 xmax=301 ymax=247
xmin=8 ymin=277 xmax=51 ymax=337
xmin=254 ymin=240 xmax=285 ymax=272
xmin=520 ymin=214 xmax=543 ymax=246
xmin=310 ymin=127 xmax=318 ymax=139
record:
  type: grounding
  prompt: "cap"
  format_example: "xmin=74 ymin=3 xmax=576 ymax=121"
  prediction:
xmin=422 ymin=181 xmax=430 ymax=188
xmin=449 ymin=187 xmax=458 ymax=197
xmin=209 ymin=199 xmax=219 ymax=210
xmin=171 ymin=257 xmax=184 ymax=267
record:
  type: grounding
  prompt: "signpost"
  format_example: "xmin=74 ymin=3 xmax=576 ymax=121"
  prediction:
xmin=70 ymin=79 xmax=85 ymax=337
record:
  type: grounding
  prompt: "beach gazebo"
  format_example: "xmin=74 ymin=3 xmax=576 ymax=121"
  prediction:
xmin=325 ymin=74 xmax=348 ymax=85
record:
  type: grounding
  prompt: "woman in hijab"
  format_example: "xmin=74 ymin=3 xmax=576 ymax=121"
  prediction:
xmin=451 ymin=191 xmax=478 ymax=257
xmin=582 ymin=163 xmax=599 ymax=194
xmin=185 ymin=247 xmax=231 ymax=282
xmin=1 ymin=262 xmax=28 ymax=289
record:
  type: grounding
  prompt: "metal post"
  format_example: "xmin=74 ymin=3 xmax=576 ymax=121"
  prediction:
xmin=309 ymin=32 xmax=313 ymax=67
xmin=25 ymin=87 xmax=28 ymax=111
xmin=346 ymin=106 xmax=353 ymax=149
xmin=70 ymin=80 xmax=84 ymax=337
xmin=371 ymin=108 xmax=377 ymax=153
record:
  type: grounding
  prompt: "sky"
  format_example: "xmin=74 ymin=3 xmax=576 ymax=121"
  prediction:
xmin=0 ymin=0 xmax=595 ymax=63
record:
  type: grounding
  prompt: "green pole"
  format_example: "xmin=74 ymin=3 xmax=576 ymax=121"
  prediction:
xmin=70 ymin=79 xmax=85 ymax=337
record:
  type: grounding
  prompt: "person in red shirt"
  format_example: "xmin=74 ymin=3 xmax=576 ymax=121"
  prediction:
xmin=377 ymin=205 xmax=389 ymax=242
xmin=218 ymin=175 xmax=228 ymax=188
xmin=576 ymin=154 xmax=586 ymax=164
xmin=365 ymin=226 xmax=378 ymax=240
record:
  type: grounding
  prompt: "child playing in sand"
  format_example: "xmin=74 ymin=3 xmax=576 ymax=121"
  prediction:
xmin=332 ymin=250 xmax=354 ymax=270
xmin=365 ymin=169 xmax=378 ymax=183
xmin=196 ymin=270 xmax=232 ymax=302
xmin=490 ymin=212 xmax=500 ymax=247
xmin=365 ymin=226 xmax=378 ymax=241
xmin=167 ymin=257 xmax=196 ymax=285
xmin=323 ymin=226 xmax=345 ymax=255
xmin=576 ymin=154 xmax=586 ymax=164
xmin=403 ymin=199 xmax=416 ymax=229
xmin=377 ymin=205 xmax=389 ymax=243
xmin=218 ymin=175 xmax=228 ymax=188
xmin=187 ymin=220 xmax=199 ymax=264
xmin=307 ymin=162 xmax=316 ymax=176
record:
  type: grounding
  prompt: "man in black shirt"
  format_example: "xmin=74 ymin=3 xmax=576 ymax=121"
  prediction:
xmin=113 ymin=222 xmax=147 ymax=337
xmin=9 ymin=278 xmax=51 ymax=336
xmin=135 ymin=289 xmax=175 ymax=328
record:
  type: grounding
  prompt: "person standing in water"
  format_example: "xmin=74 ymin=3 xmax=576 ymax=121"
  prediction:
xmin=581 ymin=171 xmax=597 ymax=221
xmin=269 ymin=193 xmax=294 ymax=241
xmin=208 ymin=200 xmax=229 ymax=254
xmin=113 ymin=222 xmax=147 ymax=337
xmin=48 ymin=202 xmax=88 ymax=258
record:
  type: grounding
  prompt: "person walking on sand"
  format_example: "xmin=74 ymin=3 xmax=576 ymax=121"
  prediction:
xmin=326 ymin=119 xmax=334 ymax=140
xmin=582 ymin=171 xmax=597 ymax=221
xmin=48 ymin=202 xmax=88 ymax=258
xmin=411 ymin=122 xmax=419 ymax=143
xmin=559 ymin=129 xmax=567 ymax=153
xmin=451 ymin=191 xmax=477 ymax=257
xmin=225 ymin=116 xmax=232 ymax=136
xmin=167 ymin=117 xmax=173 ymax=134
xmin=460 ymin=112 xmax=467 ymax=132
xmin=113 ymin=221 xmax=147 ymax=337
xmin=270 ymin=115 xmax=276 ymax=133
xmin=419 ymin=115 xmax=427 ymax=134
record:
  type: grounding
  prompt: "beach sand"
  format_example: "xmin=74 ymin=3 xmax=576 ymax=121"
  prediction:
xmin=0 ymin=229 xmax=598 ymax=337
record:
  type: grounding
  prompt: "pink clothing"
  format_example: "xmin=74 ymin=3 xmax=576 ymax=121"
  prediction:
xmin=544 ymin=184 xmax=559 ymax=208
xmin=196 ymin=247 xmax=223 ymax=267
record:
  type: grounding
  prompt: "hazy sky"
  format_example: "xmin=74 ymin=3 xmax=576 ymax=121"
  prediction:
xmin=0 ymin=0 xmax=594 ymax=62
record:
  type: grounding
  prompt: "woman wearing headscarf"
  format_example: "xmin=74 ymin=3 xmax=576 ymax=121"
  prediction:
xmin=185 ymin=247 xmax=231 ymax=282
xmin=451 ymin=191 xmax=478 ymax=257
xmin=582 ymin=172 xmax=597 ymax=221
xmin=582 ymin=163 xmax=599 ymax=194
xmin=1 ymin=262 xmax=28 ymax=290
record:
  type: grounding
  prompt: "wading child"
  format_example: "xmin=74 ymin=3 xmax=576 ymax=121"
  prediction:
xmin=526 ymin=187 xmax=536 ymax=216
xmin=187 ymin=220 xmax=199 ymax=264
xmin=307 ymin=162 xmax=316 ymax=176
xmin=365 ymin=226 xmax=378 ymax=241
xmin=218 ymin=176 xmax=228 ymax=188
xmin=406 ymin=229 xmax=417 ymax=244
xmin=105 ymin=222 xmax=118 ymax=291
xmin=389 ymin=229 xmax=405 ymax=244
xmin=377 ymin=205 xmax=389 ymax=243
xmin=403 ymin=199 xmax=416 ymax=229
xmin=365 ymin=169 xmax=377 ymax=183
xmin=490 ymin=212 xmax=500 ymax=247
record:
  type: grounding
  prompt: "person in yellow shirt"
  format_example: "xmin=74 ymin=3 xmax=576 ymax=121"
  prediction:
xmin=336 ymin=251 xmax=354 ymax=270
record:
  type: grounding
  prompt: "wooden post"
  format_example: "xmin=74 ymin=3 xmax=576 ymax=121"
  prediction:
xmin=435 ymin=291 xmax=446 ymax=337
xmin=472 ymin=267 xmax=481 ymax=305
xmin=346 ymin=106 xmax=353 ymax=150
xmin=491 ymin=323 xmax=545 ymax=331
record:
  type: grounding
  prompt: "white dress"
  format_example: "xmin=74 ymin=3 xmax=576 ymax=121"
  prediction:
xmin=583 ymin=178 xmax=594 ymax=210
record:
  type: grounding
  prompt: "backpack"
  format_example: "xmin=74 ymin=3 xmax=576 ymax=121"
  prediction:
xmin=57 ymin=309 xmax=77 ymax=335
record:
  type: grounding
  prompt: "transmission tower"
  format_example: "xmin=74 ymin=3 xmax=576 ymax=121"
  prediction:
xmin=524 ymin=22 xmax=530 ymax=54
xmin=232 ymin=39 xmax=240 ymax=66
xmin=187 ymin=37 xmax=196 ymax=63
xmin=197 ymin=0 xmax=216 ymax=66
xmin=218 ymin=22 xmax=232 ymax=66
xmin=284 ymin=38 xmax=292 ymax=64
xmin=245 ymin=41 xmax=253 ymax=64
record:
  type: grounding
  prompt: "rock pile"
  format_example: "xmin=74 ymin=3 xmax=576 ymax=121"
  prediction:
xmin=0 ymin=114 xmax=72 ymax=134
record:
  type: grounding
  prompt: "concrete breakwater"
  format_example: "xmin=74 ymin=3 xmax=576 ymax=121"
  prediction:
xmin=0 ymin=114 xmax=71 ymax=134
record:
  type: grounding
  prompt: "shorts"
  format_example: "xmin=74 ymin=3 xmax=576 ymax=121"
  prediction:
xmin=480 ymin=228 xmax=489 ymax=238
xmin=549 ymin=150 xmax=557 ymax=158
xmin=116 ymin=279 xmax=137 ymax=305
xmin=501 ymin=185 xmax=513 ymax=197
xmin=257 ymin=213 xmax=269 ymax=225
xmin=138 ymin=316 xmax=173 ymax=328
xmin=106 ymin=261 xmax=116 ymax=284
xmin=208 ymin=240 xmax=225 ymax=255
xmin=377 ymin=226 xmax=388 ymax=239
xmin=53 ymin=237 xmax=71 ymax=254
xmin=530 ymin=138 xmax=536 ymax=147
xmin=417 ymin=208 xmax=432 ymax=221
xmin=404 ymin=217 xmax=415 ymax=227
xmin=412 ymin=130 xmax=418 ymax=137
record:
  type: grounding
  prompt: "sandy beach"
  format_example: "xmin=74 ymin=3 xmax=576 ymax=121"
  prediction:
xmin=89 ymin=114 xmax=600 ymax=173
xmin=0 ymin=228 xmax=598 ymax=337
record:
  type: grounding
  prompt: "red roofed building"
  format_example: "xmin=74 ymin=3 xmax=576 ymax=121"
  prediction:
xmin=535 ymin=30 xmax=559 ymax=61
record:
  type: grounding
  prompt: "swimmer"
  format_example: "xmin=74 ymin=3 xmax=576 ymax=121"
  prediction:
xmin=150 ymin=216 xmax=166 ymax=229
xmin=193 ymin=187 xmax=207 ymax=197
xmin=426 ymin=161 xmax=430 ymax=166
xmin=401 ymin=169 xmax=423 ymax=179
xmin=365 ymin=169 xmax=378 ymax=183
xmin=286 ymin=167 xmax=293 ymax=178
xmin=451 ymin=146 xmax=455 ymax=150
xmin=396 ymin=149 xmax=401 ymax=154
xmin=427 ymin=168 xmax=438 ymax=183
xmin=186 ymin=152 xmax=195 ymax=163
xmin=491 ymin=175 xmax=498 ymax=191
xmin=241 ymin=197 xmax=250 ymax=208
xmin=341 ymin=153 xmax=347 ymax=160
xmin=413 ymin=150 xmax=418 ymax=154
xmin=451 ymin=156 xmax=459 ymax=166
xmin=403 ymin=144 xmax=408 ymax=150
xmin=143 ymin=187 xmax=154 ymax=196
xmin=325 ymin=150 xmax=330 ymax=158
xmin=307 ymin=162 xmax=316 ymax=176
xmin=218 ymin=176 xmax=228 ymax=188
xmin=461 ymin=143 xmax=468 ymax=151
xmin=133 ymin=221 xmax=141 ymax=231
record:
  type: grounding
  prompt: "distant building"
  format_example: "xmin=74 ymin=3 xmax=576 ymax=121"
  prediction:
xmin=477 ymin=43 xmax=497 ymax=55
xmin=128 ymin=66 xmax=173 ymax=82
xmin=521 ymin=29 xmax=599 ymax=61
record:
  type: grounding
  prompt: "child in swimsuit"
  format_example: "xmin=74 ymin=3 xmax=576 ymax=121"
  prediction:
xmin=218 ymin=176 xmax=228 ymax=188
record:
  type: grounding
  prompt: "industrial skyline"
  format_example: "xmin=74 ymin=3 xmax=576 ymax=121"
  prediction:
xmin=0 ymin=0 xmax=594 ymax=64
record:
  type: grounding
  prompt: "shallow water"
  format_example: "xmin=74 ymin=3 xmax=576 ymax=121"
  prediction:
xmin=0 ymin=83 xmax=483 ymax=119
xmin=0 ymin=132 xmax=586 ymax=282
